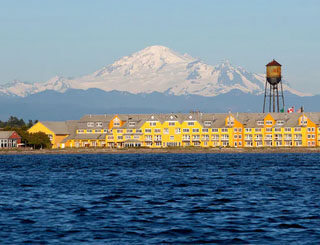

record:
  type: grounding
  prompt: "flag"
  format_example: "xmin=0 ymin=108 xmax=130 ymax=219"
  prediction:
xmin=280 ymin=108 xmax=284 ymax=113
xmin=287 ymin=106 xmax=294 ymax=113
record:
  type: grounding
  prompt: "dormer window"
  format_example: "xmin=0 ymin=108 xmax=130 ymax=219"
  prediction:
xmin=204 ymin=121 xmax=212 ymax=127
xmin=149 ymin=122 xmax=157 ymax=127
xmin=266 ymin=120 xmax=273 ymax=125
xmin=227 ymin=116 xmax=234 ymax=126
xmin=276 ymin=120 xmax=284 ymax=126
xmin=113 ymin=117 xmax=120 ymax=127
xmin=257 ymin=121 xmax=264 ymax=126
xmin=96 ymin=122 xmax=103 ymax=127
xmin=129 ymin=122 xmax=136 ymax=127
xmin=300 ymin=116 xmax=308 ymax=125
xmin=87 ymin=122 xmax=94 ymax=127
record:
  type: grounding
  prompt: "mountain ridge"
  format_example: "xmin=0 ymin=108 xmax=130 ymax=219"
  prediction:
xmin=0 ymin=45 xmax=311 ymax=97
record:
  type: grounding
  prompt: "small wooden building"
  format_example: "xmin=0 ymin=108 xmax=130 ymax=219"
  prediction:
xmin=0 ymin=131 xmax=21 ymax=148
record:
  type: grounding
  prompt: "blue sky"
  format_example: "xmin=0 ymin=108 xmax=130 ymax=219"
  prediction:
xmin=0 ymin=0 xmax=319 ymax=93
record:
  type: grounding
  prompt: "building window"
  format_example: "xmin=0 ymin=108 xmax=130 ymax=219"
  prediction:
xmin=221 ymin=128 xmax=228 ymax=133
xmin=163 ymin=128 xmax=169 ymax=134
xmin=202 ymin=128 xmax=209 ymax=133
xmin=117 ymin=136 xmax=123 ymax=140
xmin=145 ymin=128 xmax=152 ymax=133
xmin=212 ymin=128 xmax=218 ymax=132
xmin=276 ymin=120 xmax=284 ymax=126
xmin=204 ymin=121 xmax=212 ymax=127
xmin=188 ymin=122 xmax=195 ymax=126
xmin=136 ymin=129 xmax=142 ymax=133
xmin=87 ymin=122 xmax=94 ymax=127
xmin=96 ymin=122 xmax=103 ymax=127
xmin=128 ymin=122 xmax=135 ymax=127
xmin=154 ymin=128 xmax=161 ymax=133
xmin=192 ymin=128 xmax=199 ymax=133
xmin=245 ymin=128 xmax=252 ymax=133
xmin=265 ymin=128 xmax=272 ymax=132
xmin=127 ymin=129 xmax=133 ymax=133
xmin=170 ymin=136 xmax=174 ymax=141
xmin=117 ymin=129 xmax=123 ymax=134
xmin=87 ymin=129 xmax=93 ymax=133
xmin=266 ymin=120 xmax=273 ymax=125
xmin=48 ymin=134 xmax=53 ymax=141
xmin=144 ymin=135 xmax=152 ymax=141
xmin=257 ymin=121 xmax=264 ymax=126
xmin=255 ymin=128 xmax=262 ymax=132
xmin=274 ymin=128 xmax=281 ymax=132
xmin=300 ymin=116 xmax=308 ymax=125
xmin=294 ymin=127 xmax=302 ymax=132
xmin=78 ymin=129 xmax=84 ymax=134
xmin=183 ymin=128 xmax=190 ymax=133
xmin=168 ymin=122 xmax=176 ymax=126
xmin=149 ymin=122 xmax=157 ymax=127
xmin=175 ymin=128 xmax=181 ymax=134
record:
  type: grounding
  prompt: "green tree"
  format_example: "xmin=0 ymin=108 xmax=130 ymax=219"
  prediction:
xmin=27 ymin=132 xmax=52 ymax=149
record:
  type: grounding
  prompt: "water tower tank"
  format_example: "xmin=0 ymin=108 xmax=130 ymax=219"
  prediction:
xmin=266 ymin=59 xmax=281 ymax=85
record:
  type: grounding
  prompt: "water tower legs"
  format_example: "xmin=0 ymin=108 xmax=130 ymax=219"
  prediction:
xmin=263 ymin=81 xmax=285 ymax=113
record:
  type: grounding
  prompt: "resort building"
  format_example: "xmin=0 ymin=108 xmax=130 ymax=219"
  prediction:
xmin=0 ymin=131 xmax=21 ymax=148
xmin=28 ymin=112 xmax=320 ymax=148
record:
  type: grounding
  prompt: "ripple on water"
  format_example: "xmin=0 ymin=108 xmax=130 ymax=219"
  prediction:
xmin=0 ymin=153 xmax=320 ymax=243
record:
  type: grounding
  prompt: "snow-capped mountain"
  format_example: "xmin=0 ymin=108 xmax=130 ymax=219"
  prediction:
xmin=0 ymin=76 xmax=70 ymax=97
xmin=0 ymin=45 xmax=310 ymax=97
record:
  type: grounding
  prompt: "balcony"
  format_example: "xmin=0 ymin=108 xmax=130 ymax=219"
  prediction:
xmin=201 ymin=137 xmax=210 ymax=141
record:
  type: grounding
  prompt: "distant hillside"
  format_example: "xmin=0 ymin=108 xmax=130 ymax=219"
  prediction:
xmin=0 ymin=88 xmax=318 ymax=121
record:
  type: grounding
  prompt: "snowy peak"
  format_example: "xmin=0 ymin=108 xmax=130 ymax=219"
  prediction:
xmin=94 ymin=45 xmax=196 ymax=77
xmin=0 ymin=76 xmax=70 ymax=97
xmin=0 ymin=45 xmax=311 ymax=97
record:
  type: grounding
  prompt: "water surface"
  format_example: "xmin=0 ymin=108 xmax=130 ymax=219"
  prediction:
xmin=0 ymin=153 xmax=320 ymax=244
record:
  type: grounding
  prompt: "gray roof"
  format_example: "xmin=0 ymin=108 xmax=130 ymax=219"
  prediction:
xmin=41 ymin=121 xmax=69 ymax=134
xmin=0 ymin=131 xmax=20 ymax=139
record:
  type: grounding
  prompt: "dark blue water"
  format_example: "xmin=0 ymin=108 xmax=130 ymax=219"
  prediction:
xmin=0 ymin=154 xmax=320 ymax=244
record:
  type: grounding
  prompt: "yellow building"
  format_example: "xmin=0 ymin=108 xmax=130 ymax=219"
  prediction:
xmin=30 ymin=112 xmax=320 ymax=149
xmin=28 ymin=121 xmax=77 ymax=148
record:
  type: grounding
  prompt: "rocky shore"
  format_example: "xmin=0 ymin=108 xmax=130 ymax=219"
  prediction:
xmin=1 ymin=147 xmax=320 ymax=155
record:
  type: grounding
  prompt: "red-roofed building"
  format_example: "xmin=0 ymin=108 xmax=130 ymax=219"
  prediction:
xmin=0 ymin=131 xmax=21 ymax=148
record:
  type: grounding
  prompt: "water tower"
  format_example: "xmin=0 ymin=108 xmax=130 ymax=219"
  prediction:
xmin=263 ymin=59 xmax=285 ymax=113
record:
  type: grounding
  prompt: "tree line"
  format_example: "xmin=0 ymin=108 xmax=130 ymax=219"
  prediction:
xmin=0 ymin=116 xmax=51 ymax=149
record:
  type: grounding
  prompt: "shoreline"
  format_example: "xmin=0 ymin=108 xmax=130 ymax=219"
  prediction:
xmin=1 ymin=147 xmax=320 ymax=155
